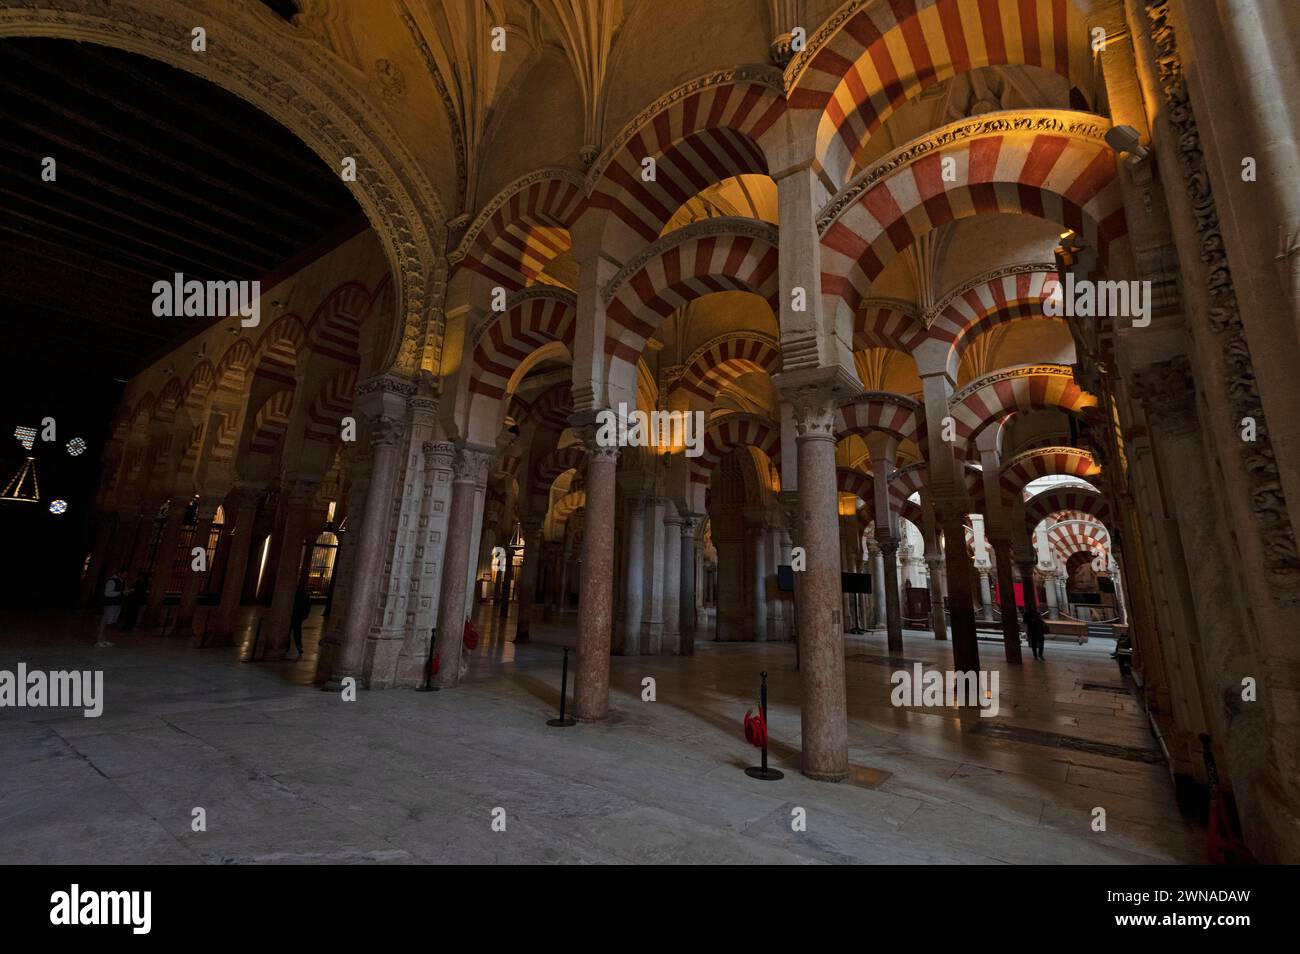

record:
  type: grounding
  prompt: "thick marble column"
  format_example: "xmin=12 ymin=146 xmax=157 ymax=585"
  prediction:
xmin=1018 ymin=559 xmax=1040 ymax=617
xmin=514 ymin=517 xmax=543 ymax=643
xmin=209 ymin=485 xmax=262 ymax=645
xmin=641 ymin=495 xmax=666 ymax=654
xmin=618 ymin=487 xmax=646 ymax=656
xmin=878 ymin=537 xmax=903 ymax=650
xmin=573 ymin=433 xmax=619 ymax=720
xmin=992 ymin=537 xmax=1022 ymax=662
xmin=144 ymin=499 xmax=189 ymax=626
xmin=175 ymin=506 xmax=215 ymax=633
xmin=329 ymin=412 xmax=407 ymax=686
xmin=431 ymin=444 xmax=492 ymax=688
xmin=978 ymin=568 xmax=994 ymax=622
xmin=497 ymin=534 xmax=516 ymax=620
xmin=925 ymin=555 xmax=947 ymax=642
xmin=937 ymin=498 xmax=980 ymax=673
xmin=745 ymin=509 xmax=769 ymax=642
xmin=774 ymin=372 xmax=855 ymax=782
xmin=264 ymin=478 xmax=319 ymax=657
xmin=662 ymin=510 xmax=682 ymax=653
xmin=679 ymin=514 xmax=698 ymax=655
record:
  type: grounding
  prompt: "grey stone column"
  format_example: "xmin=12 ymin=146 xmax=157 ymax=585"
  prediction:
xmin=264 ymin=478 xmax=319 ymax=657
xmin=618 ymin=487 xmax=646 ymax=656
xmin=209 ymin=484 xmax=263 ymax=644
xmin=662 ymin=510 xmax=682 ymax=652
xmin=992 ymin=537 xmax=1022 ymax=662
xmin=573 ymin=432 xmax=619 ymax=720
xmin=144 ymin=500 xmax=189 ymax=626
xmin=978 ymin=568 xmax=994 ymax=622
xmin=514 ymin=517 xmax=544 ymax=643
xmin=641 ymin=495 xmax=666 ymax=654
xmin=679 ymin=514 xmax=698 ymax=655
xmin=431 ymin=444 xmax=492 ymax=688
xmin=175 ymin=506 xmax=214 ymax=632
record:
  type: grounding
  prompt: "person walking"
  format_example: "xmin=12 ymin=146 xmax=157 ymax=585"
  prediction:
xmin=97 ymin=568 xmax=127 ymax=647
xmin=1024 ymin=606 xmax=1046 ymax=660
xmin=287 ymin=579 xmax=310 ymax=658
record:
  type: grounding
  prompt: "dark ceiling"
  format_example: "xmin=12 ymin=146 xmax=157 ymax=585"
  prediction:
xmin=0 ymin=37 xmax=364 ymax=381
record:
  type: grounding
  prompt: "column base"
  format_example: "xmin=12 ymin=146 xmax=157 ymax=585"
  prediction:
xmin=801 ymin=767 xmax=848 ymax=783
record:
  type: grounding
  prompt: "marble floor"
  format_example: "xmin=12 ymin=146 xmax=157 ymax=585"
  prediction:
xmin=0 ymin=605 xmax=1203 ymax=864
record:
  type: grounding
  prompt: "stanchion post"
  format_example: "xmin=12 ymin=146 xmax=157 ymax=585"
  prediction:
xmin=745 ymin=670 xmax=783 ymax=780
xmin=547 ymin=646 xmax=576 ymax=727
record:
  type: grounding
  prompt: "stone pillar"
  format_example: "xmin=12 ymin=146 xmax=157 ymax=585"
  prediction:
xmin=978 ymin=568 xmax=994 ymax=622
xmin=925 ymin=555 xmax=947 ymax=641
xmin=662 ymin=510 xmax=682 ymax=653
xmin=1018 ymin=560 xmax=1040 ymax=617
xmin=431 ymin=444 xmax=491 ymax=688
xmin=144 ymin=499 xmax=189 ymax=626
xmin=176 ymin=507 xmax=215 ymax=633
xmin=573 ymin=432 xmax=619 ymax=720
xmin=936 ymin=498 xmax=980 ymax=673
xmin=80 ymin=513 xmax=118 ymax=606
xmin=497 ymin=533 xmax=516 ymax=620
xmin=641 ymin=495 xmax=666 ymax=654
xmin=878 ymin=537 xmax=903 ymax=649
xmin=744 ymin=507 xmax=769 ymax=642
xmin=679 ymin=513 xmax=698 ymax=655
xmin=514 ymin=517 xmax=544 ymax=643
xmin=774 ymin=371 xmax=855 ymax=782
xmin=992 ymin=537 xmax=1022 ymax=662
xmin=209 ymin=485 xmax=262 ymax=644
xmin=263 ymin=478 xmax=318 ymax=657
xmin=329 ymin=411 xmax=407 ymax=686
xmin=618 ymin=487 xmax=646 ymax=656
xmin=1044 ymin=573 xmax=1060 ymax=620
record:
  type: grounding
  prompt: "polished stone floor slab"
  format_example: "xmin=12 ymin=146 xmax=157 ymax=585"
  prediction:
xmin=0 ymin=607 xmax=1203 ymax=864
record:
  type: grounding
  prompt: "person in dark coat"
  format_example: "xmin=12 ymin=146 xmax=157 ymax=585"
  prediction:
xmin=288 ymin=579 xmax=311 ymax=657
xmin=1024 ymin=607 xmax=1046 ymax=660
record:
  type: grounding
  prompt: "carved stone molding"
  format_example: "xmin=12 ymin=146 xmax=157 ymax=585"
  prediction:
xmin=469 ymin=285 xmax=577 ymax=348
xmin=368 ymin=416 xmax=406 ymax=448
xmin=1130 ymin=356 xmax=1199 ymax=437
xmin=601 ymin=217 xmax=779 ymax=306
xmin=422 ymin=440 xmax=454 ymax=471
xmin=451 ymin=168 xmax=586 ymax=266
xmin=0 ymin=0 xmax=447 ymax=380
xmin=927 ymin=262 xmax=1060 ymax=323
xmin=451 ymin=445 xmax=493 ymax=485
xmin=817 ymin=110 xmax=1110 ymax=234
xmin=950 ymin=363 xmax=1077 ymax=405
xmin=1145 ymin=0 xmax=1300 ymax=599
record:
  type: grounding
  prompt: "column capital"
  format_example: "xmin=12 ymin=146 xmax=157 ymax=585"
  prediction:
xmin=451 ymin=443 xmax=494 ymax=485
xmin=368 ymin=415 xmax=406 ymax=448
xmin=422 ymin=440 xmax=455 ymax=470
xmin=679 ymin=511 xmax=701 ymax=534
xmin=774 ymin=366 xmax=859 ymax=442
xmin=1130 ymin=355 xmax=1200 ymax=437
xmin=283 ymin=477 xmax=321 ymax=506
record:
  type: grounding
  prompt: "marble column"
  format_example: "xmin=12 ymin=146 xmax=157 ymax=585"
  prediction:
xmin=431 ymin=444 xmax=491 ymax=688
xmin=144 ymin=499 xmax=189 ymax=626
xmin=573 ymin=433 xmax=619 ymax=720
xmin=264 ymin=478 xmax=319 ymax=657
xmin=867 ymin=540 xmax=885 ymax=628
xmin=878 ymin=537 xmax=903 ymax=650
xmin=329 ymin=412 xmax=407 ymax=686
xmin=514 ymin=518 xmax=543 ymax=643
xmin=1044 ymin=573 xmax=1060 ymax=619
xmin=209 ymin=485 xmax=262 ymax=645
xmin=1018 ymin=560 xmax=1040 ymax=617
xmin=937 ymin=498 xmax=980 ymax=673
xmin=978 ymin=568 xmax=994 ymax=622
xmin=746 ymin=510 xmax=769 ymax=642
xmin=662 ymin=510 xmax=682 ymax=653
xmin=775 ymin=373 xmax=854 ymax=782
xmin=641 ymin=495 xmax=666 ymax=654
xmin=618 ymin=488 xmax=646 ymax=656
xmin=679 ymin=514 xmax=698 ymax=655
xmin=497 ymin=534 xmax=516 ymax=620
xmin=992 ymin=538 xmax=1022 ymax=663
xmin=175 ymin=506 xmax=215 ymax=633
xmin=925 ymin=555 xmax=947 ymax=642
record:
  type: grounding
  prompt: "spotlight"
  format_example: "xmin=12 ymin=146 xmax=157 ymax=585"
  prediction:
xmin=1105 ymin=124 xmax=1150 ymax=162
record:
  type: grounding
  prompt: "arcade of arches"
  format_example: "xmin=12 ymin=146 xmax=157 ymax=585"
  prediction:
xmin=16 ymin=0 xmax=1300 ymax=862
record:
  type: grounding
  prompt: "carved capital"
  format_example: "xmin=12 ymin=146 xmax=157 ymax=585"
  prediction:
xmin=422 ymin=440 xmax=454 ymax=470
xmin=1131 ymin=357 xmax=1198 ymax=436
xmin=451 ymin=444 xmax=493 ymax=485
xmin=369 ymin=415 xmax=406 ymax=448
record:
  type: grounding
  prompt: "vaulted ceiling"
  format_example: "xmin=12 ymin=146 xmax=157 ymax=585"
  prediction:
xmin=0 ymin=37 xmax=363 ymax=379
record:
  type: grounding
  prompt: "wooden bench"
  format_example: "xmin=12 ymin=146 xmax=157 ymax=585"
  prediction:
xmin=1044 ymin=618 xmax=1089 ymax=643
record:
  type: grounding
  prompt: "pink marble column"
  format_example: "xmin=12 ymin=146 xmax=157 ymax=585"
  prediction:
xmin=776 ymin=371 xmax=855 ymax=782
xmin=263 ymin=479 xmax=319 ymax=658
xmin=209 ymin=485 xmax=263 ymax=645
xmin=432 ymin=444 xmax=491 ymax=688
xmin=330 ymin=415 xmax=407 ymax=685
xmin=514 ymin=517 xmax=544 ymax=643
xmin=144 ymin=499 xmax=189 ymax=627
xmin=574 ymin=432 xmax=619 ymax=720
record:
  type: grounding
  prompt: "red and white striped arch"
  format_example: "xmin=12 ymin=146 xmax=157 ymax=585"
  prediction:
xmin=887 ymin=460 xmax=984 ymax=513
xmin=835 ymin=392 xmax=924 ymax=446
xmin=604 ymin=220 xmax=779 ymax=378
xmin=306 ymin=281 xmax=370 ymax=364
xmin=1024 ymin=485 xmax=1110 ymax=532
xmin=178 ymin=421 xmax=206 ymax=476
xmin=928 ymin=267 xmax=1062 ymax=377
xmin=153 ymin=378 xmax=182 ymax=425
xmin=515 ymin=382 xmax=574 ymax=436
xmin=248 ymin=389 xmax=294 ymax=456
xmin=252 ymin=313 xmax=307 ymax=389
xmin=211 ymin=409 xmax=242 ymax=463
xmin=1046 ymin=519 xmax=1110 ymax=565
xmin=677 ymin=333 xmax=781 ymax=402
xmin=837 ymin=467 xmax=876 ymax=521
xmin=689 ymin=413 xmax=781 ymax=485
xmin=949 ymin=364 xmax=1097 ymax=446
xmin=181 ymin=361 xmax=215 ymax=413
xmin=531 ymin=444 xmax=587 ymax=495
xmin=787 ymin=0 xmax=1097 ymax=191
xmin=1000 ymin=445 xmax=1099 ymax=506
xmin=455 ymin=170 xmax=585 ymax=291
xmin=587 ymin=72 xmax=784 ymax=257
xmin=469 ymin=288 xmax=577 ymax=402
xmin=214 ymin=338 xmax=254 ymax=393
xmin=820 ymin=114 xmax=1125 ymax=317
xmin=303 ymin=366 xmax=358 ymax=444
xmin=854 ymin=298 xmax=927 ymax=353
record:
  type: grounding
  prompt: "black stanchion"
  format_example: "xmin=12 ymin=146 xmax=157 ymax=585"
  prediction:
xmin=415 ymin=626 xmax=440 ymax=692
xmin=745 ymin=670 xmax=783 ymax=781
xmin=546 ymin=646 xmax=576 ymax=727
xmin=243 ymin=617 xmax=262 ymax=663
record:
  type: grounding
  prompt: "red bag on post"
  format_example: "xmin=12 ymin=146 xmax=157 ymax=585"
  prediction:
xmin=744 ymin=709 xmax=767 ymax=748
xmin=463 ymin=618 xmax=480 ymax=651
